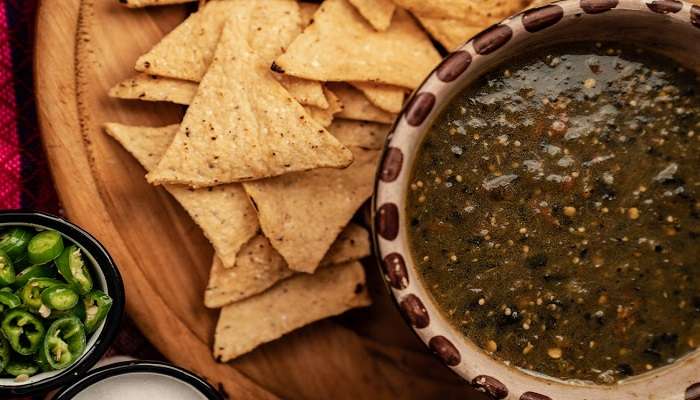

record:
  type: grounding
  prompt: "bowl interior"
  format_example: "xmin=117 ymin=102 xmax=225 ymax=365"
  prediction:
xmin=0 ymin=214 xmax=123 ymax=393
xmin=374 ymin=1 xmax=700 ymax=399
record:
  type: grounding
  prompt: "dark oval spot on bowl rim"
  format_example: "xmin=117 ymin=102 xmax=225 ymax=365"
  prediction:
xmin=428 ymin=335 xmax=461 ymax=366
xmin=691 ymin=5 xmax=700 ymax=28
xmin=375 ymin=203 xmax=399 ymax=240
xmin=405 ymin=92 xmax=436 ymax=126
xmin=400 ymin=294 xmax=429 ymax=328
xmin=380 ymin=147 xmax=403 ymax=182
xmin=473 ymin=24 xmax=513 ymax=55
xmin=382 ymin=252 xmax=409 ymax=289
xmin=580 ymin=0 xmax=619 ymax=14
xmin=687 ymin=382 xmax=700 ymax=400
xmin=472 ymin=375 xmax=508 ymax=399
xmin=520 ymin=392 xmax=552 ymax=400
xmin=436 ymin=51 xmax=472 ymax=82
xmin=647 ymin=0 xmax=683 ymax=13
xmin=522 ymin=4 xmax=564 ymax=32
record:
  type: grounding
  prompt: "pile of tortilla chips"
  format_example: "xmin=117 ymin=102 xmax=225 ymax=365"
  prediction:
xmin=106 ymin=0 xmax=540 ymax=362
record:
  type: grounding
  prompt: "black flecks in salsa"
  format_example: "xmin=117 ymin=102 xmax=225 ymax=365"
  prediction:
xmin=406 ymin=42 xmax=700 ymax=384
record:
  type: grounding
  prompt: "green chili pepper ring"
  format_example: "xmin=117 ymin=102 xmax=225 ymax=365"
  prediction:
xmin=56 ymin=245 xmax=93 ymax=295
xmin=43 ymin=316 xmax=86 ymax=370
xmin=42 ymin=285 xmax=80 ymax=311
xmin=83 ymin=290 xmax=113 ymax=334
xmin=0 ymin=228 xmax=32 ymax=262
xmin=27 ymin=230 xmax=64 ymax=265
xmin=1 ymin=310 xmax=45 ymax=356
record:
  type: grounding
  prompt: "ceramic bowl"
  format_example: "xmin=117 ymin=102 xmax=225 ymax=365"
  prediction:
xmin=372 ymin=1 xmax=700 ymax=399
xmin=0 ymin=211 xmax=125 ymax=396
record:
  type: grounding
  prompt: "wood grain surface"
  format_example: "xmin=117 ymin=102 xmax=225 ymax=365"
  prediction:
xmin=34 ymin=1 xmax=485 ymax=398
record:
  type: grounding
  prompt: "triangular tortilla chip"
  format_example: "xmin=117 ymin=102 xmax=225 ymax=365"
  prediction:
xmin=103 ymin=123 xmax=259 ymax=268
xmin=305 ymin=88 xmax=343 ymax=127
xmin=348 ymin=0 xmax=397 ymax=31
xmin=135 ymin=0 xmax=329 ymax=109
xmin=109 ymin=74 xmax=197 ymax=105
xmin=329 ymin=83 xmax=396 ymax=124
xmin=204 ymin=223 xmax=369 ymax=308
xmin=214 ymin=261 xmax=370 ymax=361
xmin=147 ymin=20 xmax=353 ymax=187
xmin=414 ymin=14 xmax=485 ymax=51
xmin=121 ymin=0 xmax=195 ymax=8
xmin=329 ymin=119 xmax=391 ymax=150
xmin=350 ymin=82 xmax=405 ymax=114
xmin=243 ymin=147 xmax=379 ymax=273
xmin=273 ymin=0 xmax=441 ymax=89
xmin=393 ymin=0 xmax=528 ymax=19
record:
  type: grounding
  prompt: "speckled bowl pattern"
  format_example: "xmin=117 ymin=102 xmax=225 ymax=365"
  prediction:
xmin=373 ymin=1 xmax=700 ymax=399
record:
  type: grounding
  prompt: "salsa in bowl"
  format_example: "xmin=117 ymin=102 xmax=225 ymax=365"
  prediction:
xmin=374 ymin=1 xmax=700 ymax=399
xmin=0 ymin=211 xmax=124 ymax=396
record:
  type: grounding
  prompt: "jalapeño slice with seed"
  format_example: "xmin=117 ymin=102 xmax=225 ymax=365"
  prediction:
xmin=83 ymin=290 xmax=112 ymax=334
xmin=4 ymin=359 xmax=39 ymax=377
xmin=27 ymin=230 xmax=64 ymax=265
xmin=19 ymin=278 xmax=62 ymax=311
xmin=0 ymin=249 xmax=15 ymax=286
xmin=56 ymin=245 xmax=93 ymax=295
xmin=13 ymin=264 xmax=58 ymax=289
xmin=43 ymin=316 xmax=86 ymax=370
xmin=1 ymin=310 xmax=45 ymax=355
xmin=0 ymin=228 xmax=32 ymax=263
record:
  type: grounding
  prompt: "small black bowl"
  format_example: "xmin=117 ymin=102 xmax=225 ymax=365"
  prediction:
xmin=0 ymin=211 xmax=125 ymax=397
xmin=52 ymin=360 xmax=223 ymax=399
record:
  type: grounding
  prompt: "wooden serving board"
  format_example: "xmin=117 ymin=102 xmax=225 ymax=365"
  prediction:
xmin=34 ymin=1 xmax=486 ymax=399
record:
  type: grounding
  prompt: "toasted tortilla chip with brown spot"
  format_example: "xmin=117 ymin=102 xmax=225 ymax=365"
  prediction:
xmin=103 ymin=123 xmax=259 ymax=268
xmin=299 ymin=2 xmax=319 ymax=27
xmin=329 ymin=83 xmax=396 ymax=124
xmin=213 ymin=261 xmax=370 ymax=361
xmin=147 ymin=20 xmax=352 ymax=187
xmin=273 ymin=0 xmax=441 ymax=89
xmin=204 ymin=223 xmax=369 ymax=308
xmin=135 ymin=0 xmax=328 ymax=108
xmin=350 ymin=82 xmax=405 ymax=113
xmin=305 ymin=88 xmax=343 ymax=127
xmin=394 ymin=0 xmax=528 ymax=19
xmin=347 ymin=0 xmax=396 ymax=31
xmin=243 ymin=147 xmax=379 ymax=273
xmin=121 ymin=0 xmax=195 ymax=8
xmin=329 ymin=119 xmax=391 ymax=150
xmin=414 ymin=15 xmax=484 ymax=51
xmin=109 ymin=74 xmax=197 ymax=105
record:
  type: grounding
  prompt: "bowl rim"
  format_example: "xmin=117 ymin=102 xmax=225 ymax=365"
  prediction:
xmin=372 ymin=0 xmax=700 ymax=398
xmin=51 ymin=360 xmax=223 ymax=400
xmin=0 ymin=210 xmax=125 ymax=396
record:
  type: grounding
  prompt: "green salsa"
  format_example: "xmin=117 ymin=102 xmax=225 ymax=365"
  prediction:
xmin=407 ymin=42 xmax=700 ymax=384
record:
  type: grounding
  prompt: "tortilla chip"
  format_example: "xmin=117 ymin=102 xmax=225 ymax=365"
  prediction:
xmin=121 ymin=0 xmax=194 ymax=8
xmin=134 ymin=0 xmax=328 ymax=109
xmin=147 ymin=20 xmax=352 ymax=187
xmin=243 ymin=147 xmax=379 ymax=273
xmin=109 ymin=74 xmax=197 ymax=105
xmin=204 ymin=223 xmax=369 ymax=308
xmin=213 ymin=261 xmax=370 ymax=361
xmin=393 ymin=0 xmax=528 ymax=19
xmin=347 ymin=0 xmax=396 ymax=31
xmin=305 ymin=88 xmax=343 ymax=127
xmin=414 ymin=15 xmax=484 ymax=51
xmin=273 ymin=0 xmax=441 ymax=89
xmin=329 ymin=83 xmax=396 ymax=124
xmin=329 ymin=119 xmax=391 ymax=150
xmin=350 ymin=82 xmax=405 ymax=114
xmin=103 ymin=123 xmax=259 ymax=268
xmin=299 ymin=2 xmax=319 ymax=27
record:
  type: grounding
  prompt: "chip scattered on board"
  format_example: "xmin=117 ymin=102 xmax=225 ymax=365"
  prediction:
xmin=299 ymin=2 xmax=319 ymax=27
xmin=329 ymin=83 xmax=396 ymax=124
xmin=347 ymin=0 xmax=397 ymax=31
xmin=147 ymin=19 xmax=352 ymax=187
xmin=273 ymin=0 xmax=441 ymax=89
xmin=329 ymin=119 xmax=391 ymax=150
xmin=103 ymin=123 xmax=258 ymax=268
xmin=305 ymin=88 xmax=343 ymax=127
xmin=134 ymin=0 xmax=328 ymax=109
xmin=243 ymin=147 xmax=379 ymax=273
xmin=213 ymin=261 xmax=370 ymax=361
xmin=350 ymin=82 xmax=405 ymax=114
xmin=393 ymin=0 xmax=529 ymax=19
xmin=109 ymin=74 xmax=197 ymax=105
xmin=120 ymin=0 xmax=195 ymax=8
xmin=205 ymin=223 xmax=369 ymax=308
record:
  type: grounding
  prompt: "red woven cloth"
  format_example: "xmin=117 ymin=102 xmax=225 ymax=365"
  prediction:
xmin=0 ymin=1 xmax=162 ymax=397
